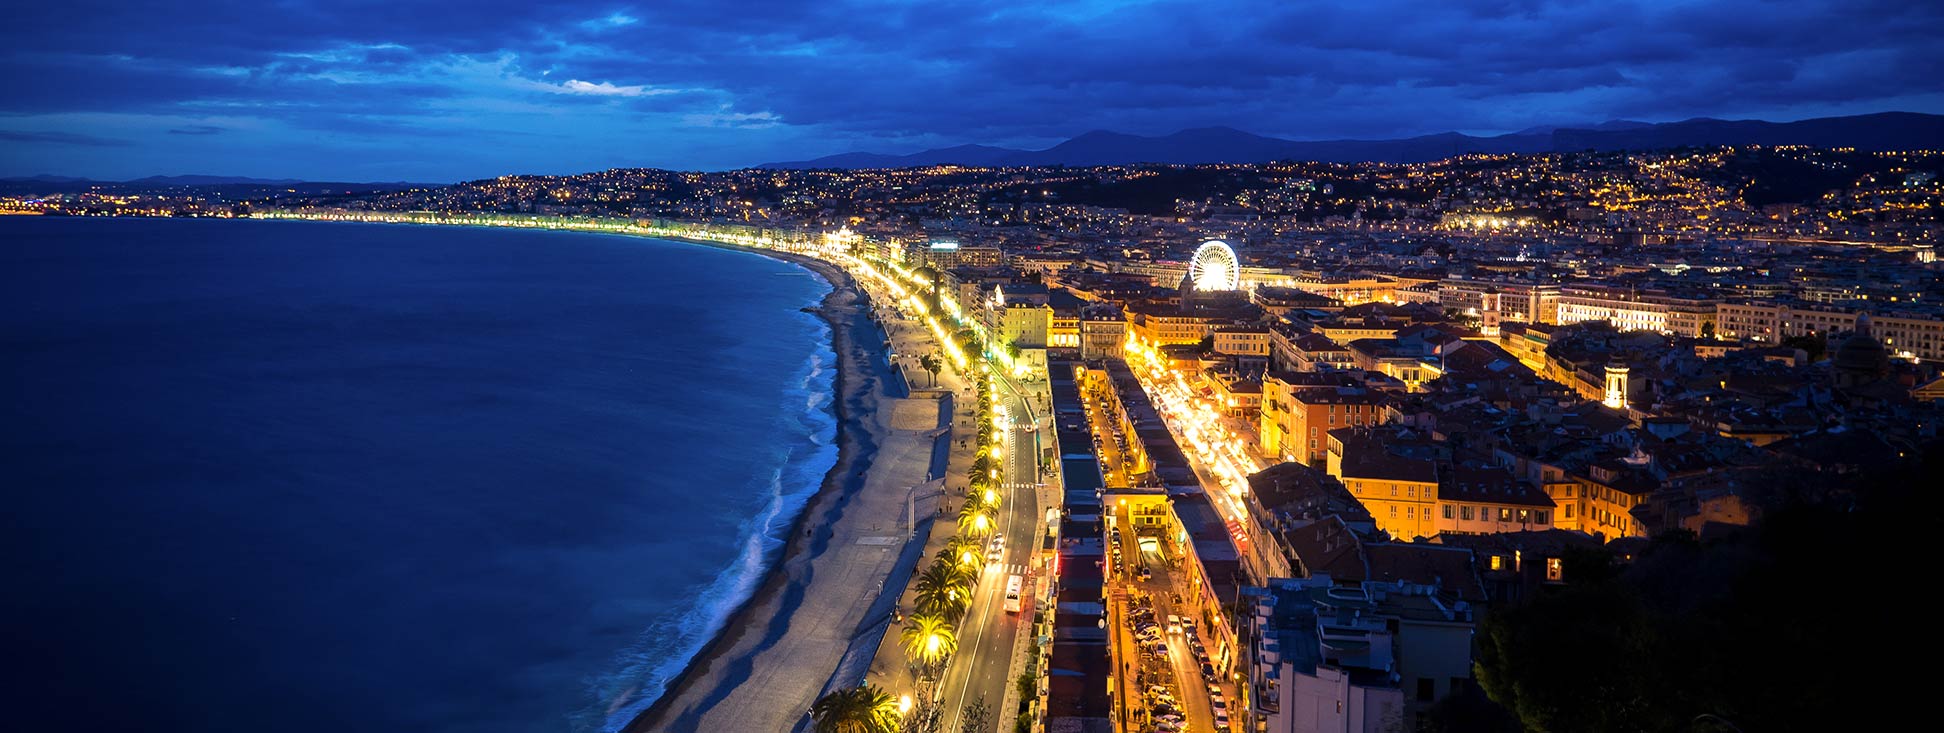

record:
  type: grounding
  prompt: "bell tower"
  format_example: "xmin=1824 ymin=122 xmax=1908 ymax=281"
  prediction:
xmin=1604 ymin=362 xmax=1630 ymax=410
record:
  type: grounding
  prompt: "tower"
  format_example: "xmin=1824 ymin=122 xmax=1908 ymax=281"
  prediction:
xmin=1480 ymin=289 xmax=1502 ymax=337
xmin=1604 ymin=362 xmax=1630 ymax=410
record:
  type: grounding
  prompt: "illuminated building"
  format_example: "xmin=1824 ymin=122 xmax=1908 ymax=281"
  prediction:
xmin=1434 ymin=465 xmax=1555 ymax=536
xmin=1440 ymin=278 xmax=1558 ymax=325
xmin=1213 ymin=326 xmax=1272 ymax=370
xmin=1269 ymin=324 xmax=1357 ymax=372
xmin=1259 ymin=376 xmax=1387 ymax=466
xmin=1555 ymin=285 xmax=1717 ymax=337
xmin=1328 ymin=431 xmax=1439 ymax=540
xmin=1716 ymin=302 xmax=1944 ymax=363
xmin=1079 ymin=305 xmax=1127 ymax=361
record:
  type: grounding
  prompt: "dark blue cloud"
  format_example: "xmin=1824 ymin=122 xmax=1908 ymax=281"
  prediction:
xmin=1 ymin=0 xmax=1939 ymax=180
xmin=0 ymin=130 xmax=131 ymax=147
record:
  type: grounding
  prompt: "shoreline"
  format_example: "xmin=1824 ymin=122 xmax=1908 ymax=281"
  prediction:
xmin=620 ymin=245 xmax=912 ymax=731
xmin=61 ymin=215 xmax=904 ymax=731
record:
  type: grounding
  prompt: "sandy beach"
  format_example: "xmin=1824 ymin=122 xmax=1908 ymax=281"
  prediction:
xmin=624 ymin=250 xmax=948 ymax=732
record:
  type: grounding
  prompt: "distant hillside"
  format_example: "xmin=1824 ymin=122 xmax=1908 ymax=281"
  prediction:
xmin=0 ymin=176 xmax=437 ymax=196
xmin=125 ymin=175 xmax=305 ymax=186
xmin=759 ymin=112 xmax=1944 ymax=169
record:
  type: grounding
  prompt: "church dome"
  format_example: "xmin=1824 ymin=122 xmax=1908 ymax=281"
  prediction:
xmin=1832 ymin=315 xmax=1890 ymax=385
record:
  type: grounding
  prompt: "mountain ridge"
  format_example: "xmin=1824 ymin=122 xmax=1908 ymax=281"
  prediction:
xmin=759 ymin=111 xmax=1944 ymax=170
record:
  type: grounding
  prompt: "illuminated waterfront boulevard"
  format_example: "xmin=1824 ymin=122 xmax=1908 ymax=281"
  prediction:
xmin=848 ymin=250 xmax=1049 ymax=733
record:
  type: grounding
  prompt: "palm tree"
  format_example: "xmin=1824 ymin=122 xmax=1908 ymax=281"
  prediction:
xmin=913 ymin=576 xmax=969 ymax=621
xmin=957 ymin=499 xmax=995 ymax=538
xmin=921 ymin=351 xmax=945 ymax=388
xmin=810 ymin=683 xmax=901 ymax=733
xmin=938 ymin=536 xmax=984 ymax=572
xmin=900 ymin=613 xmax=958 ymax=674
xmin=915 ymin=560 xmax=972 ymax=612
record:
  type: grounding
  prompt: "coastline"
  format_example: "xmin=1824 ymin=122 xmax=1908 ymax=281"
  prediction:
xmin=620 ymin=244 xmax=919 ymax=732
xmin=73 ymin=215 xmax=907 ymax=731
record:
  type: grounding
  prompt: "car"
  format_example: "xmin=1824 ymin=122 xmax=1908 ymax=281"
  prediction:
xmin=1166 ymin=614 xmax=1182 ymax=634
xmin=1213 ymin=712 xmax=1230 ymax=730
xmin=987 ymin=545 xmax=1003 ymax=561
xmin=1200 ymin=663 xmax=1217 ymax=681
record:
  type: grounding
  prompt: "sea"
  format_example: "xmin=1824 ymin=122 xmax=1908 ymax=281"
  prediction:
xmin=0 ymin=217 xmax=839 ymax=732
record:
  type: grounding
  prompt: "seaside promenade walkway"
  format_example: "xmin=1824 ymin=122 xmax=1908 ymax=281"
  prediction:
xmin=632 ymin=267 xmax=964 ymax=733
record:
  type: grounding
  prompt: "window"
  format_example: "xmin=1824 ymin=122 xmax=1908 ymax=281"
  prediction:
xmin=1443 ymin=505 xmax=1453 ymax=519
xmin=1499 ymin=508 xmax=1512 ymax=521
xmin=1406 ymin=487 xmax=1414 ymax=498
xmin=1488 ymin=554 xmax=1503 ymax=570
xmin=1564 ymin=505 xmax=1574 ymax=519
xmin=1461 ymin=506 xmax=1474 ymax=521
xmin=1390 ymin=506 xmax=1397 ymax=517
xmin=1535 ymin=510 xmax=1549 ymax=525
xmin=1545 ymin=557 xmax=1563 ymax=582
xmin=1518 ymin=509 xmax=1530 ymax=523
xmin=1391 ymin=486 xmax=1398 ymax=497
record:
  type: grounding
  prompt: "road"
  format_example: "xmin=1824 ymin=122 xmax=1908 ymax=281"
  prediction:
xmin=1125 ymin=357 xmax=1288 ymax=583
xmin=937 ymin=371 xmax=1041 ymax=732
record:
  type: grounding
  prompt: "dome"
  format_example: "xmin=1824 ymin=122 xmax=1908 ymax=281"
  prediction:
xmin=1832 ymin=316 xmax=1890 ymax=385
xmin=1833 ymin=333 xmax=1889 ymax=371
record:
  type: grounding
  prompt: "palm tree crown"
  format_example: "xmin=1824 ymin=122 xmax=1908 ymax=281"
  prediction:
xmin=810 ymin=683 xmax=901 ymax=733
xmin=900 ymin=613 xmax=959 ymax=672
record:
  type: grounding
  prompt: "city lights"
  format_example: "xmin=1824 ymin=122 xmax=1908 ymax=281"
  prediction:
xmin=1123 ymin=332 xmax=1262 ymax=544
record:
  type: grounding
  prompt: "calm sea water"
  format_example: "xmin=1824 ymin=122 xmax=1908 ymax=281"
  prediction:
xmin=0 ymin=218 xmax=837 ymax=732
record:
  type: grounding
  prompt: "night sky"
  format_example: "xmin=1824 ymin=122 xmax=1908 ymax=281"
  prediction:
xmin=2 ymin=0 xmax=1940 ymax=181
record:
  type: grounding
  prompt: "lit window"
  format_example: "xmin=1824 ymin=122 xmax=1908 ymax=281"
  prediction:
xmin=1545 ymin=558 xmax=1563 ymax=582
xmin=1489 ymin=555 xmax=1503 ymax=571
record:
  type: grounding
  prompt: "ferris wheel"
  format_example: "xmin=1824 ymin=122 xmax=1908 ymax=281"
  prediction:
xmin=1188 ymin=240 xmax=1240 ymax=292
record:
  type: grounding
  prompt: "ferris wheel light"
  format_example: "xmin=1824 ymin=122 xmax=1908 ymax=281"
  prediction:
xmin=1189 ymin=240 xmax=1240 ymax=292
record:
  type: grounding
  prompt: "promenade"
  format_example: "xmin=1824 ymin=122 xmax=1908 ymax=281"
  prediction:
xmin=628 ymin=258 xmax=963 ymax=732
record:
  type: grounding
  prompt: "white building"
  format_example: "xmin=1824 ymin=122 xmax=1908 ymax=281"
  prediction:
xmin=1246 ymin=578 xmax=1476 ymax=733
